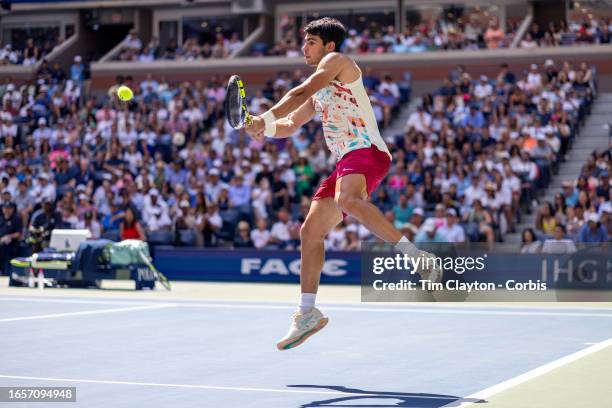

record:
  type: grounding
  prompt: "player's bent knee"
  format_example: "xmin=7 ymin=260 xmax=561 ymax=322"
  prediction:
xmin=300 ymin=221 xmax=326 ymax=242
xmin=335 ymin=193 xmax=359 ymax=213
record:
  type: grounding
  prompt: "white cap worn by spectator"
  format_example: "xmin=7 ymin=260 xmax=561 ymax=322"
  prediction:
xmin=74 ymin=55 xmax=82 ymax=63
xmin=423 ymin=222 xmax=436 ymax=233
xmin=599 ymin=202 xmax=612 ymax=216
xmin=587 ymin=213 xmax=600 ymax=223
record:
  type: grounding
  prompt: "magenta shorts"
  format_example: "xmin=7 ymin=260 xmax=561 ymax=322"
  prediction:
xmin=313 ymin=145 xmax=391 ymax=201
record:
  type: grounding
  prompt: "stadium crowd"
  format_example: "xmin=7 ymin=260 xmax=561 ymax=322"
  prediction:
xmin=111 ymin=17 xmax=612 ymax=62
xmin=117 ymin=29 xmax=242 ymax=62
xmin=522 ymin=147 xmax=611 ymax=254
xmin=260 ymin=19 xmax=517 ymax=57
xmin=0 ymin=36 xmax=61 ymax=66
xmin=0 ymin=53 xmax=603 ymax=274
xmin=518 ymin=18 xmax=612 ymax=48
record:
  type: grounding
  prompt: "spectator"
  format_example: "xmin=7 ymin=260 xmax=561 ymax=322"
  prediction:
xmin=251 ymin=218 xmax=271 ymax=249
xmin=392 ymin=194 xmax=413 ymax=228
xmin=252 ymin=177 xmax=272 ymax=220
xmin=197 ymin=202 xmax=222 ymax=246
xmin=463 ymin=199 xmax=495 ymax=249
xmin=229 ymin=173 xmax=251 ymax=208
xmin=462 ymin=105 xmax=485 ymax=128
xmin=119 ymin=207 xmax=146 ymax=241
xmin=227 ymin=33 xmax=243 ymax=54
xmin=438 ymin=209 xmax=466 ymax=242
xmin=70 ymin=55 xmax=85 ymax=84
xmin=599 ymin=204 xmax=612 ymax=236
xmin=520 ymin=228 xmax=542 ymax=253
xmin=325 ymin=223 xmax=347 ymax=251
xmin=415 ymin=222 xmax=445 ymax=243
xmin=578 ymin=213 xmax=609 ymax=243
xmin=211 ymin=33 xmax=229 ymax=58
xmin=405 ymin=105 xmax=431 ymax=133
xmin=541 ymin=225 xmax=577 ymax=254
xmin=269 ymin=208 xmax=296 ymax=249
xmin=76 ymin=210 xmax=102 ymax=239
xmin=0 ymin=202 xmax=22 ymax=274
xmin=234 ymin=220 xmax=254 ymax=248
xmin=484 ymin=21 xmax=505 ymax=49
xmin=520 ymin=33 xmax=538 ymax=49
xmin=536 ymin=202 xmax=557 ymax=236
xmin=119 ymin=29 xmax=143 ymax=61
xmin=474 ymin=76 xmax=493 ymax=100
xmin=29 ymin=200 xmax=62 ymax=252
xmin=0 ymin=44 xmax=18 ymax=65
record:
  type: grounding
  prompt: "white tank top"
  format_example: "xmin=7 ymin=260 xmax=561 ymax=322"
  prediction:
xmin=312 ymin=75 xmax=391 ymax=160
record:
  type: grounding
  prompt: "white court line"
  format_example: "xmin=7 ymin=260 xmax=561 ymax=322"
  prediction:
xmin=0 ymin=297 xmax=157 ymax=306
xmin=442 ymin=337 xmax=612 ymax=408
xmin=1 ymin=296 xmax=611 ymax=317
xmin=0 ymin=304 xmax=176 ymax=322
xmin=2 ymin=293 xmax=612 ymax=312
xmin=177 ymin=303 xmax=612 ymax=318
xmin=0 ymin=375 xmax=456 ymax=399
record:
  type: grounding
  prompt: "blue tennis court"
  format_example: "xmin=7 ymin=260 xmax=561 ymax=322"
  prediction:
xmin=1 ymin=295 xmax=611 ymax=408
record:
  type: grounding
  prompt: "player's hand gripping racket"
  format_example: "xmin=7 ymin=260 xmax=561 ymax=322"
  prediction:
xmin=225 ymin=75 xmax=252 ymax=129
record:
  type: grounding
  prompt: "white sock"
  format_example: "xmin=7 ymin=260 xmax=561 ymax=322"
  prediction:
xmin=394 ymin=236 xmax=420 ymax=257
xmin=298 ymin=293 xmax=316 ymax=314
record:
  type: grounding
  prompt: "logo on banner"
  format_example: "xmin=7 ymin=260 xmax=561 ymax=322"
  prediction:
xmin=241 ymin=258 xmax=347 ymax=277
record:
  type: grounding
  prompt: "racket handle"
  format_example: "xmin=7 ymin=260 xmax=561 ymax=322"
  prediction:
xmin=245 ymin=114 xmax=253 ymax=126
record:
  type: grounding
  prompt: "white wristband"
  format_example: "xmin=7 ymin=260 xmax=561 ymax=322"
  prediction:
xmin=261 ymin=110 xmax=277 ymax=136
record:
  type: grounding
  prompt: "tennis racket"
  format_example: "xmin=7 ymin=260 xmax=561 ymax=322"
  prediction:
xmin=225 ymin=74 xmax=252 ymax=129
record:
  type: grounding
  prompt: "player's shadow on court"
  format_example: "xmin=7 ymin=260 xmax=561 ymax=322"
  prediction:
xmin=288 ymin=385 xmax=485 ymax=407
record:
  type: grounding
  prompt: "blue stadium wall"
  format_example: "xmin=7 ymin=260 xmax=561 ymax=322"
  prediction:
xmin=154 ymin=248 xmax=361 ymax=284
xmin=152 ymin=248 xmax=611 ymax=291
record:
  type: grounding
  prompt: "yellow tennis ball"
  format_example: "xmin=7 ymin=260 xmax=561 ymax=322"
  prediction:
xmin=117 ymin=85 xmax=133 ymax=102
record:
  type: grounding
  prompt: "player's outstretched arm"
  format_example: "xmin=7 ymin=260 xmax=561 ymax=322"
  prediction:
xmin=245 ymin=52 xmax=345 ymax=137
xmin=271 ymin=52 xmax=345 ymax=118
xmin=269 ymin=97 xmax=315 ymax=138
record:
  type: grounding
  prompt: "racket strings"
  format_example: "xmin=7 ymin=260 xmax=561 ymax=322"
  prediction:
xmin=226 ymin=79 xmax=245 ymax=128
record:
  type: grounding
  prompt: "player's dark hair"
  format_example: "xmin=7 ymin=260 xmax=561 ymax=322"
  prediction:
xmin=304 ymin=17 xmax=347 ymax=52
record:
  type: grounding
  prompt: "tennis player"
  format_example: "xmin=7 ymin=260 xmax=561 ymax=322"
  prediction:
xmin=245 ymin=17 xmax=441 ymax=350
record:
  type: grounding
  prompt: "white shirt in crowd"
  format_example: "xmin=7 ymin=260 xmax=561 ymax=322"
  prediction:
xmin=270 ymin=221 xmax=291 ymax=242
xmin=251 ymin=228 xmax=270 ymax=249
xmin=474 ymin=82 xmax=493 ymax=99
xmin=527 ymin=72 xmax=543 ymax=89
xmin=438 ymin=224 xmax=466 ymax=243
xmin=464 ymin=184 xmax=483 ymax=206
xmin=325 ymin=227 xmax=347 ymax=251
xmin=405 ymin=111 xmax=431 ymax=133
xmin=378 ymin=81 xmax=400 ymax=99
xmin=76 ymin=220 xmax=102 ymax=239
xmin=541 ymin=239 xmax=577 ymax=254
